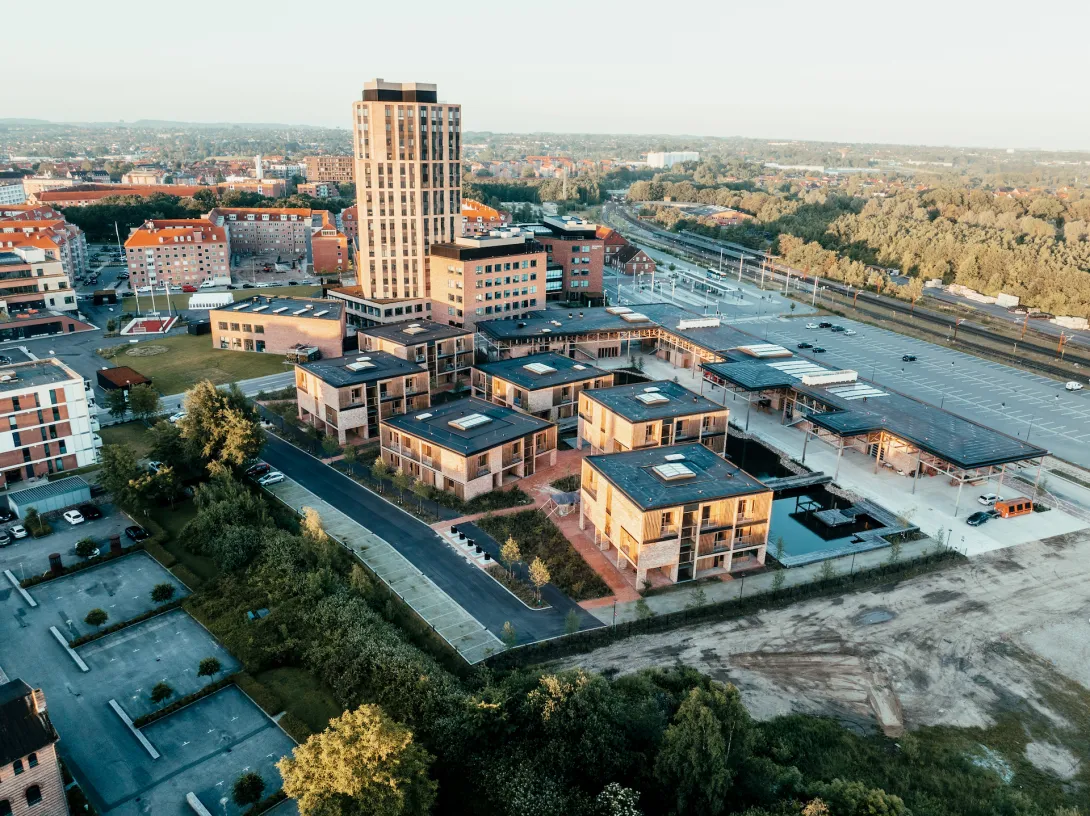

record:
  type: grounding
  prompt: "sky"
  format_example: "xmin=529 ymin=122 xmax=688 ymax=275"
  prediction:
xmin=6 ymin=0 xmax=1089 ymax=151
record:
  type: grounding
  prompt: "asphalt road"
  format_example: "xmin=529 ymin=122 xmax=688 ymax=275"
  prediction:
xmin=260 ymin=435 xmax=598 ymax=641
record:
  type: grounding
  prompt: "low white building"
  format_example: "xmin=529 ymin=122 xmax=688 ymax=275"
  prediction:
xmin=647 ymin=151 xmax=699 ymax=169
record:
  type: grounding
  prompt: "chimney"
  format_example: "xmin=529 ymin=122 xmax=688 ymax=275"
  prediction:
xmin=32 ymin=687 xmax=47 ymax=714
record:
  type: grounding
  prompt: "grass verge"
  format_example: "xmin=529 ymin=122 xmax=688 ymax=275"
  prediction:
xmin=98 ymin=421 xmax=153 ymax=458
xmin=255 ymin=667 xmax=341 ymax=734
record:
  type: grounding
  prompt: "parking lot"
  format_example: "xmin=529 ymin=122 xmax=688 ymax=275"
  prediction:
xmin=0 ymin=551 xmax=294 ymax=815
xmin=0 ymin=501 xmax=132 ymax=581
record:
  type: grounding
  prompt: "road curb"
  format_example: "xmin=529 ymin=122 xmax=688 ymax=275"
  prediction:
xmin=49 ymin=626 xmax=89 ymax=671
xmin=109 ymin=698 xmax=160 ymax=759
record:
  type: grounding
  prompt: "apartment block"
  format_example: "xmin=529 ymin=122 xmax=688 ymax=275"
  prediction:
xmin=352 ymin=79 xmax=461 ymax=302
xmin=304 ymin=155 xmax=355 ymax=184
xmin=123 ymin=219 xmax=229 ymax=288
xmin=327 ymin=286 xmax=432 ymax=327
xmin=578 ymin=380 xmax=729 ymax=455
xmin=0 ymin=182 xmax=27 ymax=205
xmin=0 ymin=358 xmax=101 ymax=489
xmin=0 ymin=680 xmax=69 ymax=816
xmin=296 ymin=351 xmax=429 ymax=444
xmin=357 ymin=319 xmax=472 ymax=388
xmin=429 ymin=230 xmax=546 ymax=330
xmin=205 ymin=207 xmax=310 ymax=262
xmin=298 ymin=181 xmax=341 ymax=198
xmin=580 ymin=443 xmax=771 ymax=584
xmin=597 ymin=226 xmax=629 ymax=266
xmin=0 ymin=247 xmax=75 ymax=315
xmin=380 ymin=397 xmax=556 ymax=500
xmin=310 ymin=210 xmax=349 ymax=274
xmin=209 ymin=295 xmax=345 ymax=358
xmin=461 ymin=199 xmax=509 ymax=235
xmin=216 ymin=179 xmax=288 ymax=198
xmin=471 ymin=352 xmax=612 ymax=422
xmin=340 ymin=205 xmax=359 ymax=244
xmin=614 ymin=245 xmax=656 ymax=276
xmin=522 ymin=215 xmax=603 ymax=302
xmin=0 ymin=211 xmax=87 ymax=280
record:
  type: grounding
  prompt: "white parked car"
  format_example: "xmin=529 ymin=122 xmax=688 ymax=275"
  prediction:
xmin=844 ymin=329 xmax=857 ymax=336
xmin=136 ymin=286 xmax=153 ymax=294
xmin=9 ymin=525 xmax=28 ymax=539
xmin=199 ymin=279 xmax=218 ymax=289
xmin=1065 ymin=381 xmax=1084 ymax=392
xmin=168 ymin=411 xmax=187 ymax=424
xmin=258 ymin=471 xmax=285 ymax=486
xmin=805 ymin=323 xmax=819 ymax=329
xmin=978 ymin=493 xmax=1000 ymax=506
xmin=63 ymin=510 xmax=86 ymax=525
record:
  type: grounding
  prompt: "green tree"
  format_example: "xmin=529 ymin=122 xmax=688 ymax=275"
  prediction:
xmin=342 ymin=444 xmax=358 ymax=467
xmin=772 ymin=569 xmax=786 ymax=591
xmin=75 ymin=538 xmax=98 ymax=558
xmin=232 ymin=771 xmax=266 ymax=807
xmin=150 ymin=682 xmax=173 ymax=703
xmin=197 ymin=657 xmax=222 ymax=677
xmin=23 ymin=507 xmax=45 ymax=536
xmin=654 ymin=684 xmax=754 ymax=816
xmin=686 ymin=586 xmax=708 ymax=610
xmin=596 ymin=782 xmax=642 ymax=816
xmin=104 ymin=388 xmax=128 ymax=420
xmin=128 ymin=383 xmax=162 ymax=423
xmin=147 ymin=420 xmax=202 ymax=481
xmin=278 ymin=704 xmax=437 ymax=816
xmin=410 ymin=478 xmax=432 ymax=513
xmin=500 ymin=536 xmax=521 ymax=580
xmin=180 ymin=381 xmax=264 ymax=468
xmin=321 ymin=435 xmax=339 ymax=458
xmin=300 ymin=506 xmax=329 ymax=544
xmin=151 ymin=582 xmax=176 ymax=603
xmin=528 ymin=556 xmax=550 ymax=601
xmin=564 ymin=608 xmax=581 ymax=635
xmin=391 ymin=468 xmax=411 ymax=501
xmin=819 ymin=561 xmax=836 ymax=582
xmin=371 ymin=457 xmax=390 ymax=492
xmin=84 ymin=608 xmax=108 ymax=626
xmin=501 ymin=621 xmax=518 ymax=647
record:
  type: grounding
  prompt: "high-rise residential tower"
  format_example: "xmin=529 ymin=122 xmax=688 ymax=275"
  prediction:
xmin=351 ymin=79 xmax=461 ymax=308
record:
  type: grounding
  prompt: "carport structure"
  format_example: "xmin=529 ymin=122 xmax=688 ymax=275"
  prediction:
xmin=701 ymin=358 xmax=1049 ymax=517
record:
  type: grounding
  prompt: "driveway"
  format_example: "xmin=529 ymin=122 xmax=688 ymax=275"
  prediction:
xmin=0 ymin=503 xmax=130 ymax=581
xmin=261 ymin=435 xmax=601 ymax=642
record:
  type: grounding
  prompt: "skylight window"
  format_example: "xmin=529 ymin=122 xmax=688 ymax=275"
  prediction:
xmin=652 ymin=463 xmax=695 ymax=481
xmin=346 ymin=361 xmax=374 ymax=371
xmin=636 ymin=392 xmax=670 ymax=405
xmin=449 ymin=413 xmax=492 ymax=431
xmin=523 ymin=362 xmax=557 ymax=375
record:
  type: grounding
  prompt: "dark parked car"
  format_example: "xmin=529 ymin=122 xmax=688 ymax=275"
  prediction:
xmin=125 ymin=525 xmax=149 ymax=541
xmin=818 ymin=321 xmax=833 ymax=328
xmin=0 ymin=508 xmax=16 ymax=523
xmin=246 ymin=462 xmax=271 ymax=478
xmin=902 ymin=354 xmax=917 ymax=362
xmin=830 ymin=325 xmax=846 ymax=332
xmin=797 ymin=341 xmax=813 ymax=349
xmin=813 ymin=347 xmax=827 ymax=353
xmin=0 ymin=355 xmax=11 ymax=365
xmin=966 ymin=511 xmax=995 ymax=527
xmin=77 ymin=504 xmax=103 ymax=520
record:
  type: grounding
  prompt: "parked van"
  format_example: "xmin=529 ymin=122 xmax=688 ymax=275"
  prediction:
xmin=1065 ymin=381 xmax=1084 ymax=392
xmin=994 ymin=498 xmax=1033 ymax=518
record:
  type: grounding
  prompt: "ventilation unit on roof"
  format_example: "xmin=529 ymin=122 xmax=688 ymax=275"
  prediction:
xmin=346 ymin=361 xmax=375 ymax=371
xmin=233 ymin=302 xmax=250 ymax=310
xmin=356 ymin=356 xmax=371 ymax=362
xmin=292 ymin=308 xmax=308 ymax=315
xmin=540 ymin=328 xmax=551 ymax=333
xmin=620 ymin=312 xmax=650 ymax=323
xmin=251 ymin=305 xmax=269 ymax=312
xmin=272 ymin=307 xmax=289 ymax=314
xmin=449 ymin=413 xmax=492 ymax=431
xmin=402 ymin=325 xmax=426 ymax=335
xmin=312 ymin=309 xmax=329 ymax=318
xmin=677 ymin=317 xmax=721 ymax=330
xmin=573 ymin=364 xmax=586 ymax=370
xmin=652 ymin=463 xmax=695 ymax=481
xmin=415 ymin=412 xmax=433 ymax=420
xmin=664 ymin=453 xmax=687 ymax=462
xmin=606 ymin=306 xmax=632 ymax=315
xmin=635 ymin=392 xmax=670 ymax=405
xmin=523 ymin=362 xmax=556 ymax=375
xmin=644 ymin=386 xmax=660 ymax=392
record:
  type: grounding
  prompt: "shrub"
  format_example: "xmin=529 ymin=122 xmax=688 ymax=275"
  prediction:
xmin=69 ymin=600 xmax=183 ymax=647
xmin=144 ymin=540 xmax=177 ymax=568
xmin=550 ymin=474 xmax=581 ymax=492
xmin=277 ymin=712 xmax=314 ymax=743
xmin=150 ymin=682 xmax=173 ymax=703
xmin=170 ymin=564 xmax=203 ymax=589
xmin=233 ymin=771 xmax=266 ymax=807
xmin=235 ymin=672 xmax=284 ymax=716
xmin=151 ymin=582 xmax=176 ymax=603
xmin=84 ymin=608 xmax=108 ymax=626
xmin=463 ymin=486 xmax=532 ymax=514
xmin=75 ymin=538 xmax=98 ymax=558
xmin=131 ymin=675 xmax=232 ymax=727
xmin=198 ymin=657 xmax=222 ymax=677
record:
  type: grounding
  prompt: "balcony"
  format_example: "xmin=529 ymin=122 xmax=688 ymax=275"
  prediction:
xmin=582 ymin=484 xmax=597 ymax=501
xmin=646 ymin=525 xmax=680 ymax=543
xmin=386 ymin=443 xmax=419 ymax=462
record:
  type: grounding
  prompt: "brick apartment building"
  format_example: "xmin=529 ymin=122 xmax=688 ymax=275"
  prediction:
xmin=209 ymin=295 xmax=345 ymax=358
xmin=296 ymin=350 xmax=429 ymax=444
xmin=310 ymin=211 xmax=349 ymax=274
xmin=614 ymin=245 xmax=656 ymax=276
xmin=429 ymin=230 xmax=546 ymax=330
xmin=0 ymin=680 xmax=69 ymax=816
xmin=460 ymin=199 xmax=509 ymax=236
xmin=304 ymin=155 xmax=355 ymax=184
xmin=30 ymin=185 xmax=204 ymax=207
xmin=123 ymin=219 xmax=230 ymax=288
xmin=521 ymin=215 xmax=603 ymax=302
xmin=0 ymin=247 xmax=76 ymax=315
xmin=340 ymin=205 xmax=359 ymax=244
xmin=297 ymin=182 xmax=340 ymax=198
xmin=580 ymin=443 xmax=771 ymax=584
xmin=357 ymin=319 xmax=472 ymax=389
xmin=597 ymin=225 xmax=629 ymax=266
xmin=0 ymin=358 xmax=101 ymax=489
xmin=0 ymin=208 xmax=87 ymax=280
xmin=471 ymin=352 xmax=612 ymax=422
xmin=205 ymin=207 xmax=311 ymax=264
xmin=380 ymin=396 xmax=557 ymax=500
xmin=216 ymin=179 xmax=288 ymax=198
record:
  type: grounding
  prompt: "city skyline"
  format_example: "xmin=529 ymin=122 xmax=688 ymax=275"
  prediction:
xmin=6 ymin=0 xmax=1089 ymax=152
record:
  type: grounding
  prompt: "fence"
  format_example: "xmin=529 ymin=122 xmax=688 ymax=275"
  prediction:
xmin=483 ymin=548 xmax=963 ymax=670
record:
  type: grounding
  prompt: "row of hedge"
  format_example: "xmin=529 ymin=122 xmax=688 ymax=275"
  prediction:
xmin=69 ymin=599 xmax=184 ymax=647
xmin=485 ymin=548 xmax=964 ymax=669
xmin=131 ymin=675 xmax=235 ymax=728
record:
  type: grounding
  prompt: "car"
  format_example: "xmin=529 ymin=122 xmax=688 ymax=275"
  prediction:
xmin=77 ymin=504 xmax=103 ymax=520
xmin=246 ymin=462 xmax=271 ymax=478
xmin=136 ymin=285 xmax=152 ymax=293
xmin=63 ymin=510 xmax=85 ymax=525
xmin=805 ymin=323 xmax=819 ymax=329
xmin=797 ymin=341 xmax=814 ymax=349
xmin=812 ymin=347 xmax=827 ymax=353
xmin=902 ymin=354 xmax=917 ymax=362
xmin=258 ymin=471 xmax=285 ymax=486
xmin=9 ymin=525 xmax=27 ymax=539
xmin=168 ymin=411 xmax=187 ymax=424
xmin=125 ymin=525 xmax=149 ymax=541
xmin=844 ymin=329 xmax=857 ymax=336
xmin=147 ymin=460 xmax=164 ymax=474
xmin=978 ymin=493 xmax=1000 ymax=506
xmin=242 ymin=283 xmax=255 ymax=289
xmin=818 ymin=321 xmax=833 ymax=328
xmin=226 ymin=284 xmax=238 ymax=290
xmin=181 ymin=284 xmax=198 ymax=293
xmin=1065 ymin=381 xmax=1084 ymax=392
xmin=200 ymin=279 xmax=217 ymax=289
xmin=966 ymin=511 xmax=995 ymax=527
xmin=830 ymin=325 xmax=846 ymax=332
xmin=0 ymin=355 xmax=11 ymax=365
xmin=0 ymin=531 xmax=11 ymax=547
xmin=0 ymin=508 xmax=15 ymax=523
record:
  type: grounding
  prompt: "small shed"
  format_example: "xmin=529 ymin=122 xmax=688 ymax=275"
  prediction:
xmin=7 ymin=476 xmax=92 ymax=517
xmin=97 ymin=366 xmax=151 ymax=392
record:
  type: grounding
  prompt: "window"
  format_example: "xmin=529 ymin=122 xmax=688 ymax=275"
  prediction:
xmin=0 ymin=799 xmax=10 ymax=816
xmin=217 ymin=321 xmax=227 ymax=330
xmin=242 ymin=324 xmax=252 ymax=333
xmin=13 ymin=760 xmax=24 ymax=775
xmin=25 ymin=786 xmax=41 ymax=806
xmin=229 ymin=322 xmax=240 ymax=331
xmin=27 ymin=754 xmax=37 ymax=769
xmin=254 ymin=325 xmax=264 ymax=334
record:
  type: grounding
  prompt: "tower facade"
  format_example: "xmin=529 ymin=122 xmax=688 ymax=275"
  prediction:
xmin=352 ymin=79 xmax=461 ymax=302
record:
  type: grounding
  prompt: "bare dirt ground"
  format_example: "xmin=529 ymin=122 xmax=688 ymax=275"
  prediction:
xmin=563 ymin=529 xmax=1090 ymax=747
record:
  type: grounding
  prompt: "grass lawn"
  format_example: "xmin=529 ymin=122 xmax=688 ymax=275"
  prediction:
xmin=98 ymin=421 xmax=153 ymax=458
xmin=104 ymin=333 xmax=291 ymax=396
xmin=255 ymin=667 xmax=343 ymax=733
xmin=149 ymin=502 xmax=222 ymax=583
xmin=120 ymin=284 xmax=321 ymax=314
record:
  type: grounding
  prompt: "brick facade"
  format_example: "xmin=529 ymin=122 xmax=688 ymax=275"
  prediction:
xmin=209 ymin=296 xmax=345 ymax=358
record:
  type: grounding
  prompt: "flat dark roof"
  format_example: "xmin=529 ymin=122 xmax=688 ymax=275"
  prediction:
xmin=359 ymin=318 xmax=471 ymax=346
xmin=702 ymin=360 xmax=798 ymax=391
xmin=0 ymin=359 xmax=81 ymax=393
xmin=301 ymin=351 xmax=425 ymax=387
xmin=587 ymin=443 xmax=769 ymax=511
xmin=431 ymin=237 xmax=541 ymax=262
xmin=382 ymin=396 xmax=553 ymax=457
xmin=583 ymin=380 xmax=724 ymax=422
xmin=475 ymin=352 xmax=607 ymax=390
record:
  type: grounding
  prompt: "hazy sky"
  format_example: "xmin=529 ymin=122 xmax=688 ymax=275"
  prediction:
xmin=7 ymin=0 xmax=1088 ymax=151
